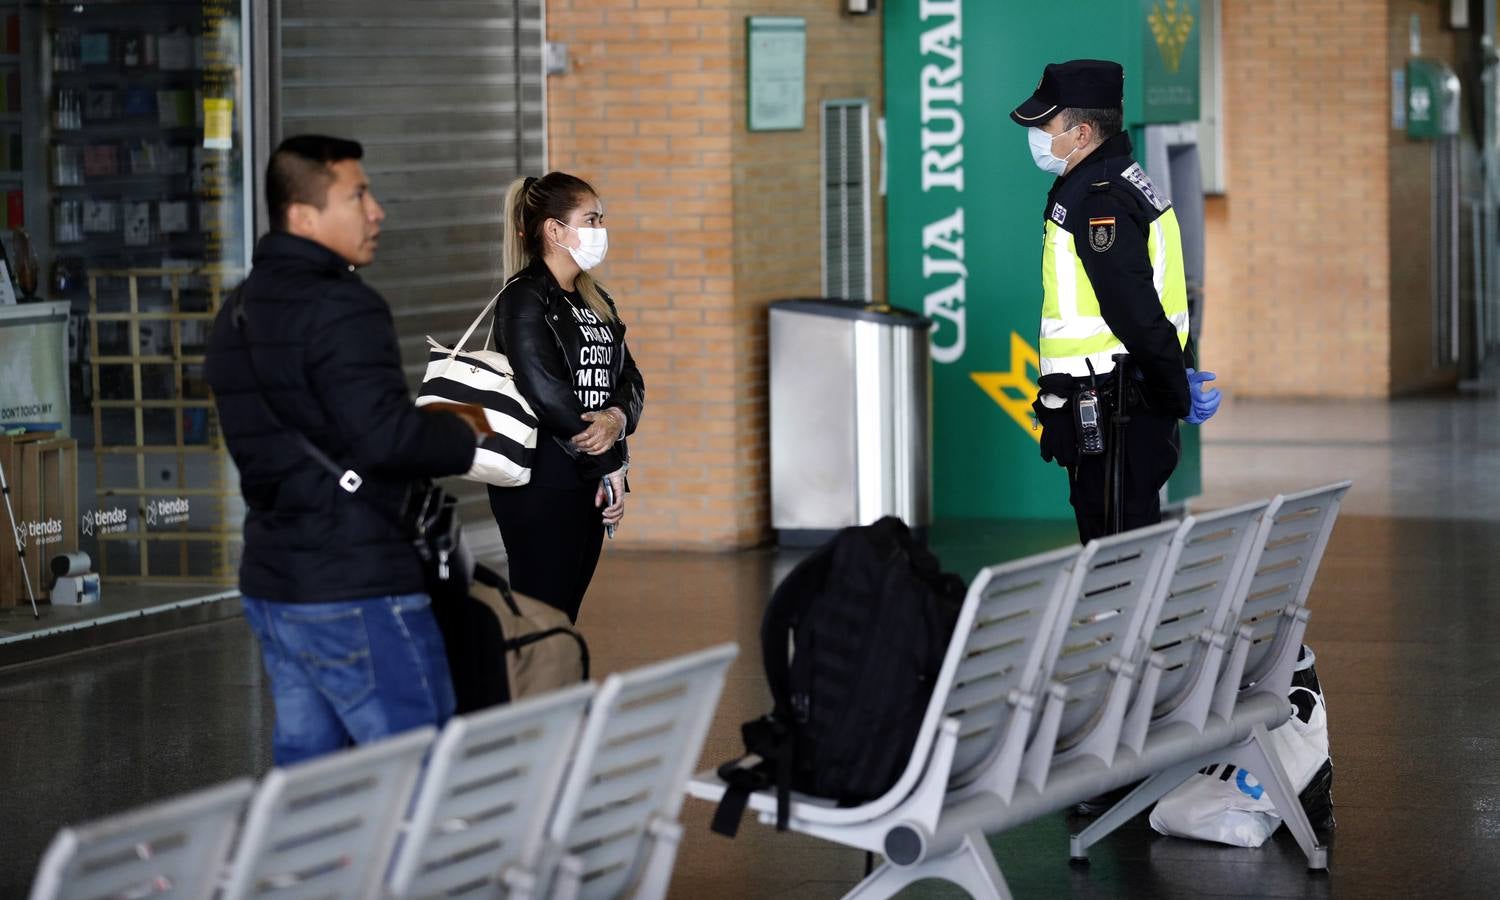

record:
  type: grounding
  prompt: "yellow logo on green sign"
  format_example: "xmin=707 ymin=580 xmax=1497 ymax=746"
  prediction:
xmin=970 ymin=333 xmax=1042 ymax=444
xmin=1148 ymin=0 xmax=1195 ymax=74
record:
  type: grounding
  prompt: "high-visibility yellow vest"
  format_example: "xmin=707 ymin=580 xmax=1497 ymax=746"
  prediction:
xmin=1039 ymin=165 xmax=1190 ymax=380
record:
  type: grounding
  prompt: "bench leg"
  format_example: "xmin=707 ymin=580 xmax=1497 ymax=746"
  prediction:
xmin=631 ymin=817 xmax=684 ymax=900
xmin=1224 ymin=725 xmax=1329 ymax=871
xmin=1069 ymin=758 xmax=1203 ymax=860
xmin=499 ymin=864 xmax=539 ymax=900
xmin=549 ymin=854 xmax=585 ymax=900
xmin=843 ymin=832 xmax=1010 ymax=900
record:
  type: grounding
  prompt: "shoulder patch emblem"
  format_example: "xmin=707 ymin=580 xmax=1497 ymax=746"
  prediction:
xmin=1121 ymin=163 xmax=1170 ymax=212
xmin=1088 ymin=217 xmax=1117 ymax=252
xmin=1050 ymin=202 xmax=1067 ymax=226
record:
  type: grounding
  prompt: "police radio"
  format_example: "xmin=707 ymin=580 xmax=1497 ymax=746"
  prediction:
xmin=1075 ymin=389 xmax=1105 ymax=456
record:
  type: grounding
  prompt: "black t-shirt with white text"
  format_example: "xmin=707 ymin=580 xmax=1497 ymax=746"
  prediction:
xmin=564 ymin=290 xmax=616 ymax=411
xmin=528 ymin=289 xmax=618 ymax=488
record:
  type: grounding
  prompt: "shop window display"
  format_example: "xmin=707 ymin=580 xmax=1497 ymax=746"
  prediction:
xmin=0 ymin=0 xmax=250 ymax=609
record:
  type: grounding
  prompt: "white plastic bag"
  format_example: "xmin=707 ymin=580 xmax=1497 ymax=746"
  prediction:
xmin=1149 ymin=648 xmax=1330 ymax=847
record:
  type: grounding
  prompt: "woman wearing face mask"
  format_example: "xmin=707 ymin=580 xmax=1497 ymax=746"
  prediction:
xmin=490 ymin=172 xmax=644 ymax=623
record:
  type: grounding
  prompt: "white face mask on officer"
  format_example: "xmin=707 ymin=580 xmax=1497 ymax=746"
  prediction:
xmin=1028 ymin=124 xmax=1083 ymax=176
xmin=552 ymin=220 xmax=609 ymax=271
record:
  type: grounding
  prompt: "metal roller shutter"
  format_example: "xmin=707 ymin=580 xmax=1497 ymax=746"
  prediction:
xmin=276 ymin=0 xmax=546 ymax=546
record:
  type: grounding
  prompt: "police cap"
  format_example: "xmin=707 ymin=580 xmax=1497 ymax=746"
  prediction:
xmin=1010 ymin=59 xmax=1124 ymax=127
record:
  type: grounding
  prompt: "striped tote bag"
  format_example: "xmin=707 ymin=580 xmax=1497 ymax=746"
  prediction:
xmin=416 ymin=292 xmax=538 ymax=487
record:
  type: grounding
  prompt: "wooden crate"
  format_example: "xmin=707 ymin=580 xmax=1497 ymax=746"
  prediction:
xmin=0 ymin=433 xmax=79 ymax=607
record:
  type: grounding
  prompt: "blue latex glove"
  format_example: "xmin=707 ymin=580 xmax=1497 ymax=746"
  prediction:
xmin=1183 ymin=368 xmax=1221 ymax=425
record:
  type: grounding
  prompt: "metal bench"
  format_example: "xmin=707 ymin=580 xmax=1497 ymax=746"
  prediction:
xmin=685 ymin=533 xmax=1117 ymax=896
xmin=1068 ymin=481 xmax=1351 ymax=866
xmin=689 ymin=483 xmax=1350 ymax=899
xmin=541 ymin=644 xmax=738 ymax=900
xmin=388 ymin=682 xmax=596 ymax=899
xmin=30 ymin=644 xmax=742 ymax=900
xmin=896 ymin=484 xmax=1349 ymax=897
xmin=28 ymin=778 xmax=254 ymax=900
xmin=220 ymin=726 xmax=435 ymax=899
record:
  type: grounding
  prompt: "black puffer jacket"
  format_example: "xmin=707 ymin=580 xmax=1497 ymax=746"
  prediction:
xmin=496 ymin=260 xmax=644 ymax=482
xmin=206 ymin=232 xmax=476 ymax=603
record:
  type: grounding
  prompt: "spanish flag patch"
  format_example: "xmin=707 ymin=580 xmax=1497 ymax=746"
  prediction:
xmin=1088 ymin=216 xmax=1117 ymax=253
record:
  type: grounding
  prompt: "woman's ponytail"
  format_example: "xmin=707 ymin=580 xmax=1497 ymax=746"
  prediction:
xmin=502 ymin=176 xmax=533 ymax=279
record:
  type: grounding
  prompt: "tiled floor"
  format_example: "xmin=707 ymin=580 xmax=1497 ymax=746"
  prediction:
xmin=2 ymin=395 xmax=1498 ymax=898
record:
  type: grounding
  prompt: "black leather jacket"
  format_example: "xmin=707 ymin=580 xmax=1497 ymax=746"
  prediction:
xmin=495 ymin=259 xmax=644 ymax=482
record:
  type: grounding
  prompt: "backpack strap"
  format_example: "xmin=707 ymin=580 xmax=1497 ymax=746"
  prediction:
xmin=710 ymin=761 xmax=761 ymax=838
xmin=759 ymin=591 xmax=799 ymax=707
xmin=710 ymin=716 xmax=795 ymax=836
xmin=760 ymin=539 xmax=835 ymax=705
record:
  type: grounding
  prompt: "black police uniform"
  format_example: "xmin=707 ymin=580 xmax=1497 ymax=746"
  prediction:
xmin=1013 ymin=60 xmax=1192 ymax=543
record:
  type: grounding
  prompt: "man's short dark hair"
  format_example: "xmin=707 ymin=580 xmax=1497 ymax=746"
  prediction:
xmin=1063 ymin=107 xmax=1123 ymax=143
xmin=266 ymin=135 xmax=364 ymax=231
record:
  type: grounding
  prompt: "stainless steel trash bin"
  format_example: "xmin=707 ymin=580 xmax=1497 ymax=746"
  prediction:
xmin=769 ymin=299 xmax=932 ymax=545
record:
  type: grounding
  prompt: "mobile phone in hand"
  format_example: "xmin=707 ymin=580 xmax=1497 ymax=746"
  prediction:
xmin=602 ymin=476 xmax=616 ymax=539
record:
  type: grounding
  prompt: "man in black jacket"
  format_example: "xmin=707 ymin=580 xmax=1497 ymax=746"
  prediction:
xmin=206 ymin=135 xmax=486 ymax=765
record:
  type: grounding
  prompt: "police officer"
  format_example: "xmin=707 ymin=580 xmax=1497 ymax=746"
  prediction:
xmin=1012 ymin=59 xmax=1221 ymax=543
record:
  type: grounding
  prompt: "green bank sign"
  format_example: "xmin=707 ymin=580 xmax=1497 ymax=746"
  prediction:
xmin=1141 ymin=0 xmax=1201 ymax=122
xmin=886 ymin=0 xmax=1200 ymax=519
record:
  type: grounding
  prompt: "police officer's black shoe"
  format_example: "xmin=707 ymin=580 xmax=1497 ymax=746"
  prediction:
xmin=1072 ymin=780 xmax=1143 ymax=817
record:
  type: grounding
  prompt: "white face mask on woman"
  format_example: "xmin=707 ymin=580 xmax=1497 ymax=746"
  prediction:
xmin=1028 ymin=124 xmax=1082 ymax=176
xmin=552 ymin=221 xmax=609 ymax=271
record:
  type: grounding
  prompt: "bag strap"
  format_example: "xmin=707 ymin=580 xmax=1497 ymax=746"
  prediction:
xmin=452 ymin=292 xmax=501 ymax=358
xmin=711 ymin=717 xmax=795 ymax=836
xmin=710 ymin=762 xmax=761 ymax=838
xmin=505 ymin=627 xmax=591 ymax=680
xmin=231 ymin=288 xmax=461 ymax=579
xmin=473 ymin=563 xmax=591 ymax=679
xmin=760 ymin=540 xmax=835 ymax=708
xmin=452 ymin=273 xmax=526 ymax=358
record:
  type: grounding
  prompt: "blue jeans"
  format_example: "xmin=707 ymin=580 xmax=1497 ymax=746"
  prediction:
xmin=241 ymin=593 xmax=456 ymax=767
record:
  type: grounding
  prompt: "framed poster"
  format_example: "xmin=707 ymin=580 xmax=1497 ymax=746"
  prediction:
xmin=0 ymin=301 xmax=71 ymax=432
xmin=747 ymin=16 xmax=805 ymax=132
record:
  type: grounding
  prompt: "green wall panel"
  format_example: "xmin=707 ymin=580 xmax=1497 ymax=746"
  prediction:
xmin=885 ymin=0 xmax=1203 ymax=519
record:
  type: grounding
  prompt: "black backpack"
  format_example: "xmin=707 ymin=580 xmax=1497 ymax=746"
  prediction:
xmin=711 ymin=517 xmax=966 ymax=836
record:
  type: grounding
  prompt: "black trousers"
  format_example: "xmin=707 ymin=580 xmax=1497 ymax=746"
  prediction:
xmin=1067 ymin=405 xmax=1180 ymax=544
xmin=488 ymin=483 xmax=605 ymax=624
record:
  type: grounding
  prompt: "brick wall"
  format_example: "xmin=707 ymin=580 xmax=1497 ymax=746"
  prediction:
xmin=726 ymin=2 xmax=885 ymax=546
xmin=546 ymin=1 xmax=883 ymax=548
xmin=1205 ymin=0 xmax=1391 ymax=398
